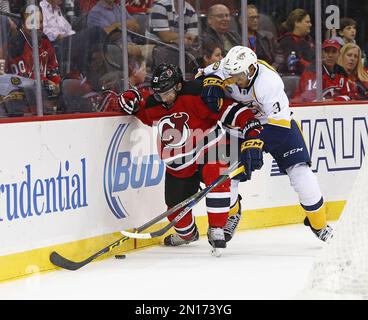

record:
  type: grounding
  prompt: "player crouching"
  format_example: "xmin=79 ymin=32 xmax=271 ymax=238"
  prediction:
xmin=119 ymin=63 xmax=264 ymax=256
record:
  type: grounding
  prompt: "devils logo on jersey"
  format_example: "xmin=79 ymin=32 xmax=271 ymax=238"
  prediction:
xmin=157 ymin=112 xmax=190 ymax=148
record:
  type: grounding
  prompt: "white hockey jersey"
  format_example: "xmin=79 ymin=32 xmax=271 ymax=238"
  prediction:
xmin=200 ymin=59 xmax=292 ymax=128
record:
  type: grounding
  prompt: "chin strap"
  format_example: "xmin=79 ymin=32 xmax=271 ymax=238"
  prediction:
xmin=246 ymin=63 xmax=259 ymax=82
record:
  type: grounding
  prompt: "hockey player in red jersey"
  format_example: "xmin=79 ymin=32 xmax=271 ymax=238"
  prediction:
xmin=119 ymin=63 xmax=264 ymax=255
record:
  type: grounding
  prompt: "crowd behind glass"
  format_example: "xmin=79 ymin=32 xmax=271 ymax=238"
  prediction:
xmin=0 ymin=0 xmax=367 ymax=118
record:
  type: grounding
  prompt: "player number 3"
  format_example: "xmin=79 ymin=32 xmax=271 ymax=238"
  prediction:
xmin=273 ymin=102 xmax=281 ymax=114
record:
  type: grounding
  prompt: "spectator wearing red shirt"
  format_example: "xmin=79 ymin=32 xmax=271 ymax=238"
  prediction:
xmin=7 ymin=5 xmax=61 ymax=89
xmin=278 ymin=9 xmax=315 ymax=75
xmin=292 ymin=39 xmax=350 ymax=103
xmin=338 ymin=43 xmax=368 ymax=100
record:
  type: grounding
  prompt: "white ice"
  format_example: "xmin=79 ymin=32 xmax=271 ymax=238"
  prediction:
xmin=0 ymin=224 xmax=326 ymax=300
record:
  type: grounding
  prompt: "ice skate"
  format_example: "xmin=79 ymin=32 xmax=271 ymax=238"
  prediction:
xmin=207 ymin=227 xmax=226 ymax=257
xmin=304 ymin=217 xmax=333 ymax=242
xmin=164 ymin=227 xmax=199 ymax=246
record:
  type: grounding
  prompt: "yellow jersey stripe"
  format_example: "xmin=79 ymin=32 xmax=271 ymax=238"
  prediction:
xmin=268 ymin=118 xmax=291 ymax=128
xmin=257 ymin=59 xmax=277 ymax=73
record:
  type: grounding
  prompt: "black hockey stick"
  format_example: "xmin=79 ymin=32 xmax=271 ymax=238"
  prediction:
xmin=50 ymin=237 xmax=130 ymax=271
xmin=49 ymin=183 xmax=213 ymax=270
xmin=120 ymin=161 xmax=245 ymax=239
xmin=50 ymin=161 xmax=243 ymax=270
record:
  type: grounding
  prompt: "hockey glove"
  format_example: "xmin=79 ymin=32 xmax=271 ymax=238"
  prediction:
xmin=240 ymin=139 xmax=264 ymax=179
xmin=242 ymin=118 xmax=263 ymax=138
xmin=201 ymin=76 xmax=225 ymax=113
xmin=118 ymin=88 xmax=142 ymax=114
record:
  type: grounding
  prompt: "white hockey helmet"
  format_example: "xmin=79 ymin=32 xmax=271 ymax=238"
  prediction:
xmin=223 ymin=46 xmax=258 ymax=80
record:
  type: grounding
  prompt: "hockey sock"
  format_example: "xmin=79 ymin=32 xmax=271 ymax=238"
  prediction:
xmin=303 ymin=199 xmax=327 ymax=230
xmin=203 ymin=163 xmax=231 ymax=228
xmin=229 ymin=199 xmax=240 ymax=216
xmin=286 ymin=163 xmax=327 ymax=229
xmin=167 ymin=207 xmax=196 ymax=239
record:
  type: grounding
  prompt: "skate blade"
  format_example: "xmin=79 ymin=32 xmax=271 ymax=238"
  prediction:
xmin=211 ymin=248 xmax=223 ymax=257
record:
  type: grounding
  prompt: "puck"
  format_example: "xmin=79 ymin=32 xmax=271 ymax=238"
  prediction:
xmin=115 ymin=254 xmax=126 ymax=259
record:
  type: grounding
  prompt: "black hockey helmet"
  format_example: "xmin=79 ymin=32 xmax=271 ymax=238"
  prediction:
xmin=151 ymin=63 xmax=183 ymax=94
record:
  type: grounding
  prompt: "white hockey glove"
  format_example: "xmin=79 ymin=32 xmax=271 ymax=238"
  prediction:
xmin=118 ymin=88 xmax=142 ymax=115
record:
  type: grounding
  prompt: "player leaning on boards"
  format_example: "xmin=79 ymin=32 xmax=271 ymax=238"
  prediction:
xmin=118 ymin=63 xmax=263 ymax=256
xmin=198 ymin=46 xmax=333 ymax=242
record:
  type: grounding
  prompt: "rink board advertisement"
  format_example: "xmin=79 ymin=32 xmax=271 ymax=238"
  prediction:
xmin=0 ymin=116 xmax=166 ymax=257
xmin=0 ymin=103 xmax=367 ymax=281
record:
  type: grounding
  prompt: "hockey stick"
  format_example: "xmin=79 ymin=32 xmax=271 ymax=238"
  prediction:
xmin=50 ymin=237 xmax=130 ymax=271
xmin=49 ymin=188 xmax=210 ymax=270
xmin=119 ymin=161 xmax=245 ymax=239
xmin=50 ymin=161 xmax=243 ymax=270
xmin=49 ymin=179 xmax=212 ymax=270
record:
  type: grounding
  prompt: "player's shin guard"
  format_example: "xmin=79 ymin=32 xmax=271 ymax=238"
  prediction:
xmin=164 ymin=209 xmax=199 ymax=246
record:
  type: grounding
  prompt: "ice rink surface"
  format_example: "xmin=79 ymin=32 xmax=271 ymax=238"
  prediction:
xmin=0 ymin=224 xmax=327 ymax=300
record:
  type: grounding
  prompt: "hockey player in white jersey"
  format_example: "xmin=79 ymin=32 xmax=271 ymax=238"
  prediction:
xmin=198 ymin=46 xmax=333 ymax=241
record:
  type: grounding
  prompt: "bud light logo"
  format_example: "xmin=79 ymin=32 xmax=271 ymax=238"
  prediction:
xmin=104 ymin=124 xmax=165 ymax=219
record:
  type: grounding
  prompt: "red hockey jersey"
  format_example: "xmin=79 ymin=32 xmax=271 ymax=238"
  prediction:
xmin=7 ymin=30 xmax=61 ymax=84
xmin=134 ymin=80 xmax=255 ymax=178
xmin=292 ymin=64 xmax=351 ymax=103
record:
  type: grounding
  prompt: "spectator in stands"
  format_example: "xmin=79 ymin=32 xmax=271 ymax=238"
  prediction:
xmin=100 ymin=53 xmax=149 ymax=112
xmin=0 ymin=0 xmax=17 ymax=32
xmin=196 ymin=40 xmax=223 ymax=69
xmin=126 ymin=0 xmax=153 ymax=35
xmin=338 ymin=43 xmax=368 ymax=100
xmin=292 ymin=39 xmax=351 ymax=103
xmin=203 ymin=4 xmax=240 ymax=55
xmin=126 ymin=0 xmax=153 ymax=15
xmin=39 ymin=0 xmax=75 ymax=42
xmin=128 ymin=54 xmax=147 ymax=88
xmin=328 ymin=17 xmax=367 ymax=68
xmin=87 ymin=0 xmax=143 ymax=59
xmin=8 ymin=0 xmax=25 ymax=13
xmin=278 ymin=8 xmax=314 ymax=75
xmin=239 ymin=4 xmax=284 ymax=70
xmin=98 ymin=52 xmax=148 ymax=92
xmin=146 ymin=0 xmax=198 ymax=69
xmin=0 ymin=0 xmax=10 ymax=12
xmin=87 ymin=0 xmax=140 ymax=35
xmin=0 ymin=15 xmax=10 ymax=75
xmin=329 ymin=17 xmax=357 ymax=46
xmin=78 ymin=0 xmax=119 ymax=13
xmin=7 ymin=5 xmax=61 ymax=93
xmin=146 ymin=0 xmax=198 ymax=47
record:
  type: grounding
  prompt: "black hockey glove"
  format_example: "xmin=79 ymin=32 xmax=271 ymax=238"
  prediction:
xmin=240 ymin=139 xmax=264 ymax=179
xmin=118 ymin=88 xmax=142 ymax=114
